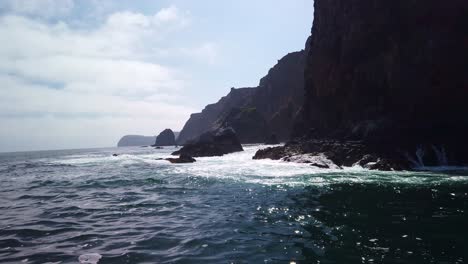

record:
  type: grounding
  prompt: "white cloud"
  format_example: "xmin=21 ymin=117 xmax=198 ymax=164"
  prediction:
xmin=188 ymin=42 xmax=219 ymax=65
xmin=0 ymin=0 xmax=75 ymax=18
xmin=0 ymin=6 xmax=202 ymax=151
xmin=154 ymin=5 xmax=189 ymax=27
xmin=0 ymin=13 xmax=188 ymax=97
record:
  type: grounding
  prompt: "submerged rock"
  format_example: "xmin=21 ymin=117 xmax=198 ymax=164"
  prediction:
xmin=173 ymin=128 xmax=243 ymax=157
xmin=155 ymin=129 xmax=176 ymax=146
xmin=166 ymin=154 xmax=196 ymax=164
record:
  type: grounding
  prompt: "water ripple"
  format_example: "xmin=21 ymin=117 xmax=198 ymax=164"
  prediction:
xmin=0 ymin=146 xmax=467 ymax=263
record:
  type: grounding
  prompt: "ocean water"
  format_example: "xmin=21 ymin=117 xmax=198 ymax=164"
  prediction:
xmin=0 ymin=145 xmax=467 ymax=264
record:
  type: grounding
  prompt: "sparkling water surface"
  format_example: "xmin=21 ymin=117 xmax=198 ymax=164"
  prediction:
xmin=0 ymin=145 xmax=467 ymax=263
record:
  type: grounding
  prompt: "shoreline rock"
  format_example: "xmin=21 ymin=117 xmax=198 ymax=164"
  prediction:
xmin=173 ymin=128 xmax=243 ymax=157
xmin=253 ymin=140 xmax=411 ymax=171
xmin=155 ymin=129 xmax=176 ymax=146
xmin=166 ymin=154 xmax=196 ymax=164
xmin=287 ymin=0 xmax=468 ymax=169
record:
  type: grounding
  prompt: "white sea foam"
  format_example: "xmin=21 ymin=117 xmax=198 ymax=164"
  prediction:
xmin=47 ymin=145 xmax=468 ymax=186
xmin=78 ymin=253 xmax=102 ymax=264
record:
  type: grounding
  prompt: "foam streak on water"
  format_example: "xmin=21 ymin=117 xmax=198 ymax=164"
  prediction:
xmin=0 ymin=145 xmax=467 ymax=263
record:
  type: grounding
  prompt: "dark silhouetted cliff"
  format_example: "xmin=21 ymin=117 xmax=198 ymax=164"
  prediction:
xmin=299 ymin=0 xmax=467 ymax=144
xmin=177 ymin=87 xmax=256 ymax=144
xmin=257 ymin=0 xmax=468 ymax=169
xmin=178 ymin=51 xmax=305 ymax=144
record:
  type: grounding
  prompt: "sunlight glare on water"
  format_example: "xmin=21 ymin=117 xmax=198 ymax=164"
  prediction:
xmin=0 ymin=145 xmax=467 ymax=263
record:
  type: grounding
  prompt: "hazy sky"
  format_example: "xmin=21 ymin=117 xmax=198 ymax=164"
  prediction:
xmin=0 ymin=0 xmax=313 ymax=152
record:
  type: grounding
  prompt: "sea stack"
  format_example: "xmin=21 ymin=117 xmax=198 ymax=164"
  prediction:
xmin=155 ymin=129 xmax=176 ymax=146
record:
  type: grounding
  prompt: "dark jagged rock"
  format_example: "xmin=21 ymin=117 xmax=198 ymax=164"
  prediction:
xmin=300 ymin=0 xmax=467 ymax=143
xmin=177 ymin=88 xmax=256 ymax=145
xmin=177 ymin=51 xmax=305 ymax=145
xmin=155 ymin=129 xmax=176 ymax=146
xmin=265 ymin=134 xmax=279 ymax=145
xmin=253 ymin=140 xmax=411 ymax=171
xmin=256 ymin=0 xmax=468 ymax=170
xmin=112 ymin=154 xmax=119 ymax=157
xmin=250 ymin=51 xmax=305 ymax=141
xmin=166 ymin=154 xmax=196 ymax=164
xmin=117 ymin=135 xmax=156 ymax=147
xmin=217 ymin=107 xmax=268 ymax=144
xmin=311 ymin=163 xmax=330 ymax=169
xmin=173 ymin=128 xmax=243 ymax=157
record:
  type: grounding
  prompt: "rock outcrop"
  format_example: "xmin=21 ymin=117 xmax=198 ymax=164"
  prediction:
xmin=254 ymin=140 xmax=411 ymax=171
xmin=166 ymin=154 xmax=196 ymax=164
xmin=256 ymin=0 xmax=468 ymax=170
xmin=176 ymin=88 xmax=256 ymax=145
xmin=217 ymin=107 xmax=268 ymax=144
xmin=177 ymin=51 xmax=305 ymax=145
xmin=173 ymin=128 xmax=243 ymax=157
xmin=117 ymin=135 xmax=156 ymax=147
xmin=249 ymin=51 xmax=305 ymax=141
xmin=155 ymin=129 xmax=176 ymax=146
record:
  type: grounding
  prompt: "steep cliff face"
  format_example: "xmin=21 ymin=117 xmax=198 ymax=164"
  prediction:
xmin=218 ymin=107 xmax=269 ymax=144
xmin=251 ymin=51 xmax=305 ymax=140
xmin=177 ymin=51 xmax=305 ymax=144
xmin=294 ymin=0 xmax=468 ymax=166
xmin=302 ymin=0 xmax=467 ymax=138
xmin=177 ymin=87 xmax=256 ymax=144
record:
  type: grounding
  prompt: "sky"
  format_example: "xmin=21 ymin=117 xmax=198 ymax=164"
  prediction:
xmin=0 ymin=0 xmax=313 ymax=152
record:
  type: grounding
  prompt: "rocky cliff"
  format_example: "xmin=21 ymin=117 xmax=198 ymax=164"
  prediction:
xmin=177 ymin=87 xmax=256 ymax=144
xmin=117 ymin=135 xmax=156 ymax=147
xmin=261 ymin=0 xmax=468 ymax=169
xmin=300 ymin=0 xmax=467 ymax=142
xmin=155 ymin=129 xmax=176 ymax=146
xmin=177 ymin=51 xmax=305 ymax=145
xmin=218 ymin=107 xmax=269 ymax=144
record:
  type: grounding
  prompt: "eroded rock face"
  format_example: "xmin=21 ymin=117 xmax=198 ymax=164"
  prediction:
xmin=250 ymin=51 xmax=305 ymax=141
xmin=155 ymin=129 xmax=176 ymax=146
xmin=176 ymin=88 xmax=256 ymax=145
xmin=173 ymin=128 xmax=243 ymax=157
xmin=177 ymin=51 xmax=305 ymax=145
xmin=279 ymin=0 xmax=468 ymax=169
xmin=217 ymin=107 xmax=268 ymax=144
xmin=301 ymin=0 xmax=467 ymax=140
